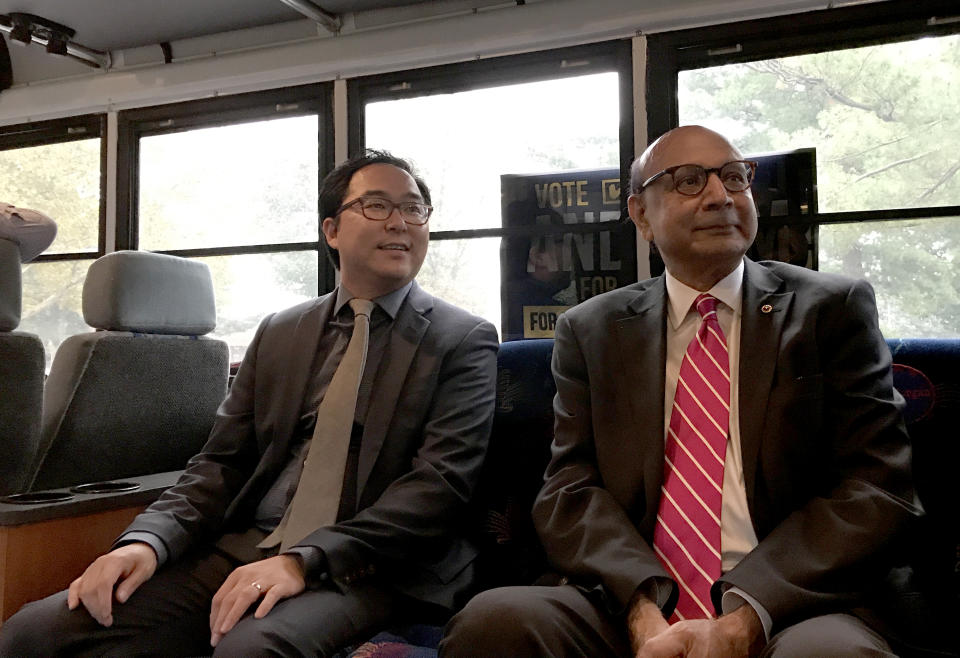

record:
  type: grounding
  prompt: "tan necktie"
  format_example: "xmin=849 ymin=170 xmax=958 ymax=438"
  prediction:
xmin=259 ymin=298 xmax=375 ymax=553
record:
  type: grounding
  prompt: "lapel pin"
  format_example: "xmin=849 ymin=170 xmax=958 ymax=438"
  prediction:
xmin=761 ymin=304 xmax=773 ymax=314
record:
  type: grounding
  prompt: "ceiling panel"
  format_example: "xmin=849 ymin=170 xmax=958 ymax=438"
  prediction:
xmin=0 ymin=0 xmax=445 ymax=52
xmin=0 ymin=0 xmax=304 ymax=50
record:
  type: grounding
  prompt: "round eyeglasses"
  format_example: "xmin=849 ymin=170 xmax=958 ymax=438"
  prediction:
xmin=335 ymin=196 xmax=432 ymax=226
xmin=636 ymin=160 xmax=758 ymax=197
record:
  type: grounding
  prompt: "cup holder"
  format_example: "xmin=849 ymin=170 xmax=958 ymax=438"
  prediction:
xmin=0 ymin=491 xmax=75 ymax=504
xmin=70 ymin=481 xmax=141 ymax=495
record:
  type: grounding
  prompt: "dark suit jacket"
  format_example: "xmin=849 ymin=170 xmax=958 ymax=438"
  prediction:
xmin=123 ymin=281 xmax=499 ymax=610
xmin=533 ymin=258 xmax=921 ymax=636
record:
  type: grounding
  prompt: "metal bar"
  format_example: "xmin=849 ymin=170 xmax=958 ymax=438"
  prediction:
xmin=277 ymin=0 xmax=341 ymax=32
xmin=63 ymin=40 xmax=110 ymax=69
xmin=155 ymin=242 xmax=320 ymax=259
xmin=0 ymin=19 xmax=109 ymax=69
xmin=815 ymin=206 xmax=960 ymax=224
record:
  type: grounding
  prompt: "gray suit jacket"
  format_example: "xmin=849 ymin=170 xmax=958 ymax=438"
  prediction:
xmin=534 ymin=259 xmax=921 ymax=636
xmin=124 ymin=281 xmax=499 ymax=609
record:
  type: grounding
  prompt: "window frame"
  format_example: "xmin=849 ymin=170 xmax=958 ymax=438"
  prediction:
xmin=645 ymin=0 xmax=960 ymax=226
xmin=115 ymin=83 xmax=337 ymax=293
xmin=348 ymin=40 xmax=637 ymax=245
xmin=0 ymin=113 xmax=107 ymax=261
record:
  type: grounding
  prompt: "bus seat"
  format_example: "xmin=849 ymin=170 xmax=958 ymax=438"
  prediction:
xmin=0 ymin=238 xmax=21 ymax=330
xmin=0 ymin=239 xmax=44 ymax=496
xmin=28 ymin=250 xmax=229 ymax=491
xmin=885 ymin=339 xmax=960 ymax=612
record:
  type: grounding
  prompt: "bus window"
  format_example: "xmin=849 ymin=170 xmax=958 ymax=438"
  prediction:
xmin=678 ymin=33 xmax=960 ymax=338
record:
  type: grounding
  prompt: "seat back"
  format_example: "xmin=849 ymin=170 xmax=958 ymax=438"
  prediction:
xmin=0 ymin=239 xmax=44 ymax=495
xmin=886 ymin=338 xmax=960 ymax=603
xmin=29 ymin=250 xmax=230 ymax=491
xmin=471 ymin=338 xmax=556 ymax=589
xmin=0 ymin=238 xmax=21 ymax=329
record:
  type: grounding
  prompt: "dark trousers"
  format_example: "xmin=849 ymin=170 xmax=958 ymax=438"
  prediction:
xmin=0 ymin=546 xmax=401 ymax=658
xmin=439 ymin=585 xmax=898 ymax=658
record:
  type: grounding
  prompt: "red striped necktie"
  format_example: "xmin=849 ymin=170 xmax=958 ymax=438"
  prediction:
xmin=653 ymin=293 xmax=730 ymax=621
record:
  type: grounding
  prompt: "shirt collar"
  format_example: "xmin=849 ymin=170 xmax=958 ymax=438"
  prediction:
xmin=334 ymin=280 xmax=412 ymax=321
xmin=665 ymin=260 xmax=744 ymax=330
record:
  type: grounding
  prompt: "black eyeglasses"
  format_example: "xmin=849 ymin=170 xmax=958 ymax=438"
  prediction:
xmin=335 ymin=196 xmax=432 ymax=225
xmin=635 ymin=160 xmax=758 ymax=197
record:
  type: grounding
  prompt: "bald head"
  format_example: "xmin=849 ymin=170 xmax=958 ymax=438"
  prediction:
xmin=629 ymin=125 xmax=745 ymax=194
xmin=626 ymin=125 xmax=757 ymax=291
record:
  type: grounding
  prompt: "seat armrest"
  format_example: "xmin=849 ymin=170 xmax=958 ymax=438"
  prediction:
xmin=0 ymin=470 xmax=182 ymax=623
xmin=0 ymin=470 xmax=182 ymax=525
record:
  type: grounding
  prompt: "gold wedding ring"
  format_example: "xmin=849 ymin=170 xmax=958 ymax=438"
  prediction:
xmin=251 ymin=582 xmax=262 ymax=592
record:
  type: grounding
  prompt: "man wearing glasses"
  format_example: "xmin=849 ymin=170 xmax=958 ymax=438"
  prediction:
xmin=1 ymin=151 xmax=498 ymax=656
xmin=442 ymin=126 xmax=918 ymax=656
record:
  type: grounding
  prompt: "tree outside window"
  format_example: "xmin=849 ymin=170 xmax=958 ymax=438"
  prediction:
xmin=0 ymin=137 xmax=102 ymax=364
xmin=679 ymin=34 xmax=960 ymax=338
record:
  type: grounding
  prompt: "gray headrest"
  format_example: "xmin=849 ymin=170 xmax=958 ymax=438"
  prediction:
xmin=82 ymin=251 xmax=217 ymax=335
xmin=0 ymin=239 xmax=22 ymax=331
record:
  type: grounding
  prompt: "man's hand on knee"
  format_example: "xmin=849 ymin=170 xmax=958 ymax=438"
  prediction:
xmin=209 ymin=555 xmax=306 ymax=648
xmin=636 ymin=605 xmax=765 ymax=658
xmin=66 ymin=542 xmax=158 ymax=627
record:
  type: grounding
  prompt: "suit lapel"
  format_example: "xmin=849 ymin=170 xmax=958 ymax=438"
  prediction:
xmin=266 ymin=295 xmax=335 ymax=456
xmin=738 ymin=260 xmax=792 ymax=508
xmin=356 ymin=281 xmax=431 ymax=496
xmin=615 ymin=279 xmax=668 ymax=502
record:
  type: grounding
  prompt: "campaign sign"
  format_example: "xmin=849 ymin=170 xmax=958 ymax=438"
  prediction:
xmin=501 ymin=168 xmax=636 ymax=341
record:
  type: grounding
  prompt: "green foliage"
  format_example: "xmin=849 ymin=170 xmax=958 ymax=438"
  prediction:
xmin=0 ymin=139 xmax=100 ymax=252
xmin=6 ymin=117 xmax=322 ymax=364
xmin=680 ymin=34 xmax=960 ymax=337
xmin=1 ymin=139 xmax=100 ymax=365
